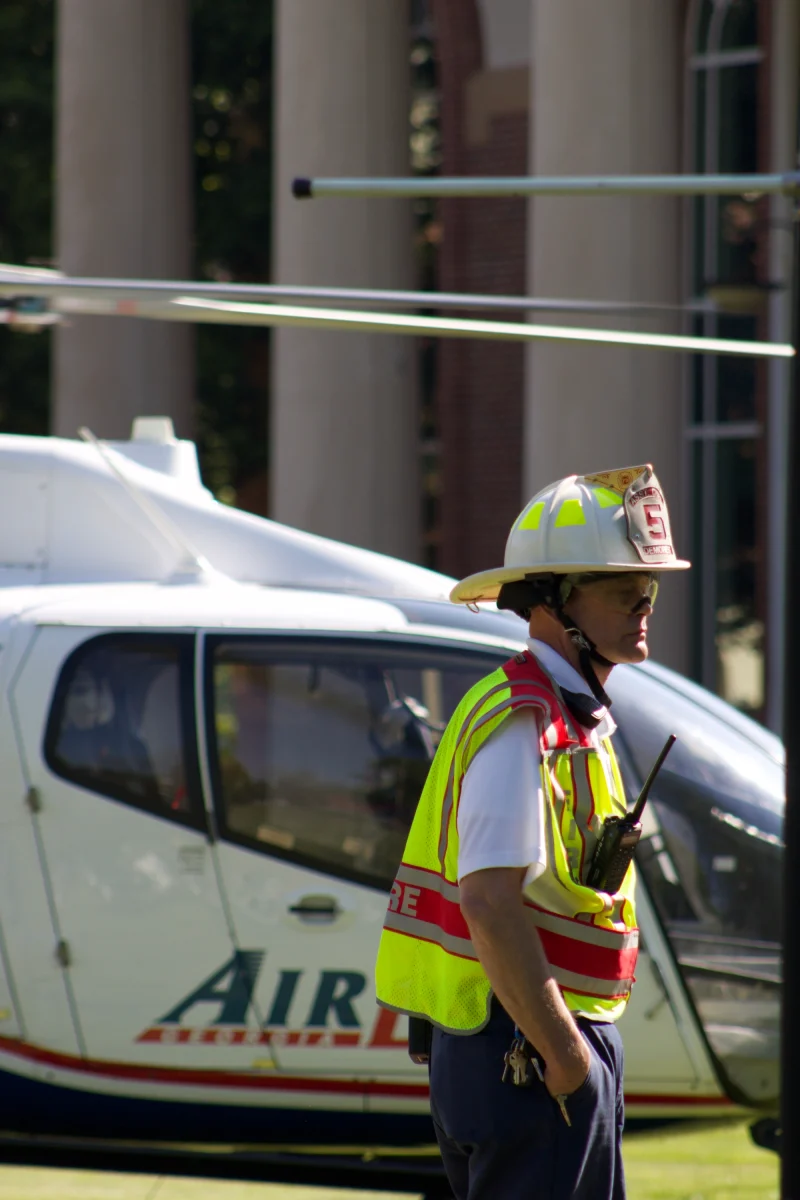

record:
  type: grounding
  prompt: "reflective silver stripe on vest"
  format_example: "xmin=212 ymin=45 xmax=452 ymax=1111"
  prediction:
xmin=436 ymin=686 xmax=560 ymax=868
xmin=525 ymin=904 xmax=639 ymax=951
xmin=394 ymin=864 xmax=638 ymax=955
xmin=571 ymin=749 xmax=596 ymax=837
xmin=454 ymin=681 xmax=516 ymax=749
xmin=461 ymin=692 xmax=555 ymax=763
xmin=549 ymin=966 xmax=634 ymax=998
xmin=396 ymin=863 xmax=461 ymax=903
xmin=435 ymin=681 xmax=520 ymax=869
xmin=541 ymin=766 xmax=578 ymax=895
xmin=383 ymin=910 xmax=478 ymax=960
xmin=563 ymin=750 xmax=591 ymax=880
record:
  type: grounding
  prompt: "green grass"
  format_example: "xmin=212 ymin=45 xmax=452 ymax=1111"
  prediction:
xmin=0 ymin=1121 xmax=779 ymax=1198
xmin=623 ymin=1118 xmax=779 ymax=1200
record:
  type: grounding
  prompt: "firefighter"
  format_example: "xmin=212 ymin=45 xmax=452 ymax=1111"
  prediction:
xmin=375 ymin=465 xmax=690 ymax=1200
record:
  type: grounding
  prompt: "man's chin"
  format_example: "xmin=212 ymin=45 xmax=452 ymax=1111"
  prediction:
xmin=612 ymin=640 xmax=649 ymax=665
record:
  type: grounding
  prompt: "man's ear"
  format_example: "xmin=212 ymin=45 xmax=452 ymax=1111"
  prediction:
xmin=528 ymin=603 xmax=562 ymax=635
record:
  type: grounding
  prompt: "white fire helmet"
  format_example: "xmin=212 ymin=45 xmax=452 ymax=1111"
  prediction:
xmin=450 ymin=464 xmax=690 ymax=605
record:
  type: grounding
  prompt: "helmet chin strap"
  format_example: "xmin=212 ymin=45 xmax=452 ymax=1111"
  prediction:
xmin=557 ymin=618 xmax=614 ymax=710
xmin=497 ymin=573 xmax=617 ymax=708
xmin=547 ymin=577 xmax=617 ymax=709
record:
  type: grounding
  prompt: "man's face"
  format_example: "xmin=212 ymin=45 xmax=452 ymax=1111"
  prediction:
xmin=562 ymin=572 xmax=657 ymax=665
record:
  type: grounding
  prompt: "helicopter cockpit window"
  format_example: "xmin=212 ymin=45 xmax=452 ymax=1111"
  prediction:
xmin=46 ymin=635 xmax=201 ymax=826
xmin=608 ymin=661 xmax=784 ymax=1105
xmin=208 ymin=639 xmax=503 ymax=889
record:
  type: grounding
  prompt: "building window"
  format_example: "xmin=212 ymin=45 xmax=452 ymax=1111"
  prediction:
xmin=686 ymin=0 xmax=766 ymax=717
xmin=45 ymin=634 xmax=203 ymax=827
xmin=207 ymin=638 xmax=501 ymax=889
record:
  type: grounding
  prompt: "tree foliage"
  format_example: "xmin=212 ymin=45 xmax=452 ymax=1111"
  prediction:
xmin=0 ymin=0 xmax=54 ymax=436
xmin=0 ymin=0 xmax=273 ymax=511
xmin=190 ymin=0 xmax=273 ymax=511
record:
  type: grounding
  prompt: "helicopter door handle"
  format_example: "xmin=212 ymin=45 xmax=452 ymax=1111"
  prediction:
xmin=288 ymin=895 xmax=342 ymax=922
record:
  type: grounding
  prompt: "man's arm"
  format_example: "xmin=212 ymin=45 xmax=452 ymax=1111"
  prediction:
xmin=460 ymin=866 xmax=591 ymax=1096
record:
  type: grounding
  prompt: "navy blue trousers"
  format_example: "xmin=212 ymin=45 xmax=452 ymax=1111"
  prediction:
xmin=429 ymin=1001 xmax=626 ymax=1200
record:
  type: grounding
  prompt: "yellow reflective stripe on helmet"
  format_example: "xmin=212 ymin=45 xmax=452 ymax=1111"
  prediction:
xmin=593 ymin=487 xmax=624 ymax=508
xmin=554 ymin=498 xmax=586 ymax=527
xmin=518 ymin=500 xmax=545 ymax=530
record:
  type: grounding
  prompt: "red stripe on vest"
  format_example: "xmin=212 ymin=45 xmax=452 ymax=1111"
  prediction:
xmin=535 ymin=927 xmax=638 ymax=983
xmin=502 ymin=651 xmax=590 ymax=748
xmin=401 ymin=883 xmax=472 ymax=942
xmin=400 ymin=882 xmax=635 ymax=984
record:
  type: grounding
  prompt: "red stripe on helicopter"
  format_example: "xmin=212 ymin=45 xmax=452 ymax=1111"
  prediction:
xmin=0 ymin=1035 xmax=734 ymax=1108
xmin=0 ymin=1034 xmax=427 ymax=1098
xmin=138 ymin=1027 xmax=271 ymax=1046
xmin=622 ymin=1094 xmax=734 ymax=1108
xmin=136 ymin=1027 xmax=362 ymax=1048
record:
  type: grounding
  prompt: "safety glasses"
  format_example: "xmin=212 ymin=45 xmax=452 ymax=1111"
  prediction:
xmin=566 ymin=572 xmax=659 ymax=614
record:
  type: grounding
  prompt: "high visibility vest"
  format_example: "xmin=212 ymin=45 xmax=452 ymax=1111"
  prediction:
xmin=375 ymin=651 xmax=638 ymax=1033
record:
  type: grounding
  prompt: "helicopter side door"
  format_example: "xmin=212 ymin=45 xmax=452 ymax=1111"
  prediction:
xmin=9 ymin=627 xmax=238 ymax=1070
xmin=203 ymin=632 xmax=503 ymax=1081
xmin=0 ymin=620 xmax=81 ymax=1062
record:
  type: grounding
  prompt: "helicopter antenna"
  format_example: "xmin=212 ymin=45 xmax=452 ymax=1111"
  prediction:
xmin=78 ymin=426 xmax=217 ymax=581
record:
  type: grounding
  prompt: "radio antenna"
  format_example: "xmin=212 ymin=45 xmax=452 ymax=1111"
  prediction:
xmin=78 ymin=426 xmax=217 ymax=581
xmin=630 ymin=734 xmax=677 ymax=822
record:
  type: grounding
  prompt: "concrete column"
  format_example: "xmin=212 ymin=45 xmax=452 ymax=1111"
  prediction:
xmin=54 ymin=0 xmax=193 ymax=440
xmin=271 ymin=0 xmax=419 ymax=561
xmin=527 ymin=0 xmax=687 ymax=671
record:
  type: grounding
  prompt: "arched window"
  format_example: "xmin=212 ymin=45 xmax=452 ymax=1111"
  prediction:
xmin=686 ymin=0 xmax=766 ymax=718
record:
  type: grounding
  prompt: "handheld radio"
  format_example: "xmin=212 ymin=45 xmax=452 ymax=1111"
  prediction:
xmin=586 ymin=733 xmax=676 ymax=893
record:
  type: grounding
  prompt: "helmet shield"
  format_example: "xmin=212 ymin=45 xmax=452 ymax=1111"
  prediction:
xmin=585 ymin=465 xmax=679 ymax=567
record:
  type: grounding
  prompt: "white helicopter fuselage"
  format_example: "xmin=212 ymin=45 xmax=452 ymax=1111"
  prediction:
xmin=0 ymin=425 xmax=768 ymax=1151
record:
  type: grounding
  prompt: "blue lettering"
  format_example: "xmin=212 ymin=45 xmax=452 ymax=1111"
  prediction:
xmin=307 ymin=971 xmax=366 ymax=1029
xmin=266 ymin=969 xmax=303 ymax=1027
xmin=157 ymin=951 xmax=265 ymax=1025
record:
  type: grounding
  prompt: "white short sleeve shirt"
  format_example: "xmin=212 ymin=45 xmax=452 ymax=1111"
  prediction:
xmin=456 ymin=639 xmax=616 ymax=887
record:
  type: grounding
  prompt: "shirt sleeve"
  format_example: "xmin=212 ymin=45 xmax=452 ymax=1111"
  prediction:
xmin=456 ymin=709 xmax=546 ymax=887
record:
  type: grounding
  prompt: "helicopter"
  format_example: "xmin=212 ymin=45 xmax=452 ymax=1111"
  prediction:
xmin=0 ymin=414 xmax=782 ymax=1193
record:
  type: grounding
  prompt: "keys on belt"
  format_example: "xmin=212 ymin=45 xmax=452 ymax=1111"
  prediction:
xmin=501 ymin=1030 xmax=572 ymax=1126
xmin=501 ymin=1034 xmax=541 ymax=1087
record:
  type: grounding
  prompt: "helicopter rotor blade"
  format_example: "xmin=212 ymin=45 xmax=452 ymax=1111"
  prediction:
xmin=53 ymin=293 xmax=800 ymax=359
xmin=0 ymin=265 xmax=717 ymax=318
xmin=0 ymin=267 xmax=793 ymax=359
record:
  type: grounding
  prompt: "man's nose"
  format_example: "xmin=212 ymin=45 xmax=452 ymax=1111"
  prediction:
xmin=632 ymin=596 xmax=653 ymax=616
